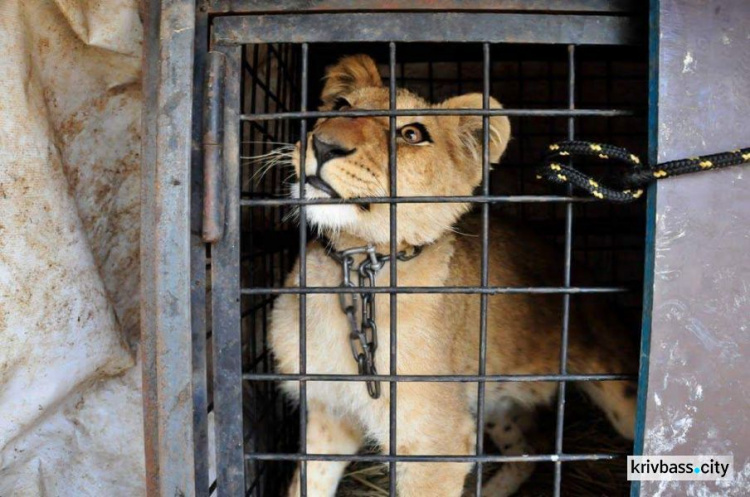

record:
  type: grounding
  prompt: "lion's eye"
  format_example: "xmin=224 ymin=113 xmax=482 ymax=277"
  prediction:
xmin=333 ymin=97 xmax=352 ymax=111
xmin=399 ymin=123 xmax=431 ymax=145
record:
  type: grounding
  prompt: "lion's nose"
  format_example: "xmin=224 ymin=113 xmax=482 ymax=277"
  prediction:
xmin=312 ymin=135 xmax=355 ymax=170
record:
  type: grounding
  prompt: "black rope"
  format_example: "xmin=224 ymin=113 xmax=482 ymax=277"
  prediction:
xmin=536 ymin=141 xmax=750 ymax=202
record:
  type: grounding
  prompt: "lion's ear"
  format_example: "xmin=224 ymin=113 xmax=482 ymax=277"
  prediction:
xmin=441 ymin=93 xmax=511 ymax=163
xmin=321 ymin=55 xmax=383 ymax=106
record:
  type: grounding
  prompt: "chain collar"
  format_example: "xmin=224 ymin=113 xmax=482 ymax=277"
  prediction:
xmin=319 ymin=237 xmax=423 ymax=399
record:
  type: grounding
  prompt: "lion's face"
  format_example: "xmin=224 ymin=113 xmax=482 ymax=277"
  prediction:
xmin=291 ymin=55 xmax=511 ymax=246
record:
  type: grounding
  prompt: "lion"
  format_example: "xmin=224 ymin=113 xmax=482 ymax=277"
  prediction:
xmin=268 ymin=54 xmax=638 ymax=497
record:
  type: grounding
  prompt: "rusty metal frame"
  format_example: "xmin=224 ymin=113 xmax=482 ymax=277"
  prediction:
xmin=141 ymin=0 xmax=198 ymax=496
xmin=210 ymin=43 xmax=246 ymax=497
xmin=191 ymin=1 xmax=212 ymax=494
xmin=212 ymin=12 xmax=642 ymax=46
xmin=208 ymin=0 xmax=643 ymax=15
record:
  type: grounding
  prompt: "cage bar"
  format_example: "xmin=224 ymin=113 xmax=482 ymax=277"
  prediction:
xmin=297 ymin=43 xmax=310 ymax=497
xmin=244 ymin=452 xmax=626 ymax=464
xmin=473 ymin=42 xmax=492 ymax=496
xmin=242 ymin=373 xmax=633 ymax=382
xmin=240 ymin=286 xmax=626 ymax=295
xmin=239 ymin=195 xmax=603 ymax=206
xmin=387 ymin=41 xmax=398 ymax=497
xmin=552 ymin=43 xmax=577 ymax=497
xmin=241 ymin=108 xmax=634 ymax=120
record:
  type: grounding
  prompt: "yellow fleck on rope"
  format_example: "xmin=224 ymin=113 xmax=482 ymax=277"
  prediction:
xmin=653 ymin=170 xmax=668 ymax=178
xmin=624 ymin=189 xmax=644 ymax=199
xmin=589 ymin=144 xmax=603 ymax=152
xmin=699 ymin=160 xmax=713 ymax=169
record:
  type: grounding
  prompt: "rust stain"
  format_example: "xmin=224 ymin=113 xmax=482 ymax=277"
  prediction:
xmin=38 ymin=37 xmax=50 ymax=53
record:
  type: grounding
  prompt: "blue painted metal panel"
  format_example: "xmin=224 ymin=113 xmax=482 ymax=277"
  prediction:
xmin=638 ymin=0 xmax=750 ymax=495
xmin=630 ymin=1 xmax=660 ymax=495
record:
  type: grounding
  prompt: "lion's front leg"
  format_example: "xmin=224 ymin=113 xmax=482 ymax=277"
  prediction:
xmin=287 ymin=401 xmax=363 ymax=497
xmin=385 ymin=384 xmax=476 ymax=497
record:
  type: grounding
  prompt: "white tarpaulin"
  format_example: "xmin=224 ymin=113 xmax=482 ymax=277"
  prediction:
xmin=0 ymin=0 xmax=146 ymax=494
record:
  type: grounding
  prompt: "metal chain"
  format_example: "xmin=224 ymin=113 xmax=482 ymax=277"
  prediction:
xmin=326 ymin=240 xmax=423 ymax=399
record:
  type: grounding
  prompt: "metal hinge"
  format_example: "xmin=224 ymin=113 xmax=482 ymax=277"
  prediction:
xmin=202 ymin=51 xmax=226 ymax=243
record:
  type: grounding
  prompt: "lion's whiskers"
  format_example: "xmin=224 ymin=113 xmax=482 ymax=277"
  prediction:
xmin=243 ymin=146 xmax=297 ymax=186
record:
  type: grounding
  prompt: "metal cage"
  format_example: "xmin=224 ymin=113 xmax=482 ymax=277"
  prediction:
xmin=142 ymin=3 xmax=655 ymax=497
xmin=201 ymin=9 xmax=649 ymax=496
xmin=140 ymin=2 xmax=750 ymax=497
